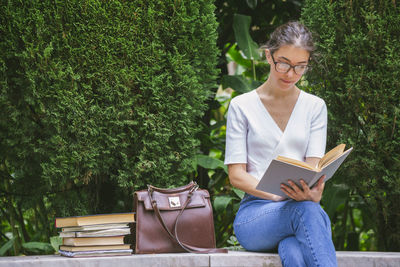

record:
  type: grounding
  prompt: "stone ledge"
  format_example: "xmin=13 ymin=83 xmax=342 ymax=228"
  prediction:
xmin=212 ymin=251 xmax=400 ymax=267
xmin=0 ymin=253 xmax=209 ymax=267
xmin=1 ymin=251 xmax=400 ymax=267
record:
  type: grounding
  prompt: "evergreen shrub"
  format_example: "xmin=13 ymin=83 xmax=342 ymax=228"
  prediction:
xmin=0 ymin=0 xmax=218 ymax=226
xmin=302 ymin=0 xmax=400 ymax=251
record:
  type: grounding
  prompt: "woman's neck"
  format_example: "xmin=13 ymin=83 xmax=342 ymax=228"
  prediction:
xmin=257 ymin=78 xmax=299 ymax=99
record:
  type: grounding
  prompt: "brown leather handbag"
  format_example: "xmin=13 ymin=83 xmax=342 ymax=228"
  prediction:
xmin=133 ymin=181 xmax=227 ymax=254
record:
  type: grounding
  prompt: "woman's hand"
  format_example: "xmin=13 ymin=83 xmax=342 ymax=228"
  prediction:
xmin=280 ymin=175 xmax=326 ymax=202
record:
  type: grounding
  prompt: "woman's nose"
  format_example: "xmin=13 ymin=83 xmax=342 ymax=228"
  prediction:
xmin=286 ymin=67 xmax=296 ymax=78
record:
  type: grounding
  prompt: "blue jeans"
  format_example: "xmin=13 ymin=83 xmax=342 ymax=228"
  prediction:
xmin=233 ymin=194 xmax=337 ymax=267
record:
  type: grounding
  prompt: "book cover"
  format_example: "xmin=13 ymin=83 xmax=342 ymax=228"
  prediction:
xmin=59 ymin=244 xmax=131 ymax=252
xmin=256 ymin=146 xmax=353 ymax=197
xmin=59 ymin=249 xmax=132 ymax=257
xmin=55 ymin=213 xmax=135 ymax=228
xmin=61 ymin=223 xmax=131 ymax=232
xmin=62 ymin=235 xmax=129 ymax=246
xmin=59 ymin=228 xmax=131 ymax=238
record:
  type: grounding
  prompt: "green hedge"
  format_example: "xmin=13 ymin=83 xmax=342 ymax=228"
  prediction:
xmin=0 ymin=0 xmax=219 ymax=252
xmin=302 ymin=0 xmax=400 ymax=251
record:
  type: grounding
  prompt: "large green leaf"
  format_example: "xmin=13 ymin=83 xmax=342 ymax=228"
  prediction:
xmin=232 ymin=188 xmax=245 ymax=199
xmin=50 ymin=236 xmax=63 ymax=253
xmin=251 ymin=80 xmax=263 ymax=89
xmin=214 ymin=195 xmax=235 ymax=213
xmin=0 ymin=237 xmax=15 ymax=256
xmin=322 ymin=183 xmax=350 ymax=218
xmin=222 ymin=75 xmax=257 ymax=94
xmin=226 ymin=43 xmax=252 ymax=69
xmin=233 ymin=14 xmax=260 ymax=60
xmin=22 ymin=242 xmax=54 ymax=254
xmin=196 ymin=154 xmax=228 ymax=174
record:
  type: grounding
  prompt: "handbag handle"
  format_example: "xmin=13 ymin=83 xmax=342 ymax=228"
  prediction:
xmin=148 ymin=181 xmax=196 ymax=194
xmin=148 ymin=182 xmax=227 ymax=254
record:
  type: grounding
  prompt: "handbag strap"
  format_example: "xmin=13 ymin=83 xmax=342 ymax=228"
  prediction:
xmin=148 ymin=183 xmax=227 ymax=254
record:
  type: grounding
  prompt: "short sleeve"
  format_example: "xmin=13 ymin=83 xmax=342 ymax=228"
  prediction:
xmin=224 ymin=100 xmax=248 ymax=165
xmin=305 ymin=99 xmax=327 ymax=158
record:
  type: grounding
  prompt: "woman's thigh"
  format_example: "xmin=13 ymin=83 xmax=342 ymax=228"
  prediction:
xmin=233 ymin=196 xmax=329 ymax=252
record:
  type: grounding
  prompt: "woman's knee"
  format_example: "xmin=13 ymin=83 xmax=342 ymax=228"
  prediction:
xmin=289 ymin=200 xmax=332 ymax=230
xmin=291 ymin=200 xmax=324 ymax=216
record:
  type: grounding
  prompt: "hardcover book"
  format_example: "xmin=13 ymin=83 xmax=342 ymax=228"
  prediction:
xmin=62 ymin=235 xmax=128 ymax=246
xmin=55 ymin=213 xmax=135 ymax=228
xmin=61 ymin=223 xmax=131 ymax=232
xmin=59 ymin=244 xmax=131 ymax=252
xmin=59 ymin=228 xmax=131 ymax=238
xmin=256 ymin=144 xmax=353 ymax=197
xmin=58 ymin=249 xmax=132 ymax=258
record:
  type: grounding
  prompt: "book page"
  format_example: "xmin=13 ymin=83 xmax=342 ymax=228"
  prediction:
xmin=318 ymin=144 xmax=346 ymax=169
xmin=276 ymin=156 xmax=317 ymax=171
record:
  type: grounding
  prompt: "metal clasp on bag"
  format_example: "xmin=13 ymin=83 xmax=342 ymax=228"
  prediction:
xmin=168 ymin=196 xmax=181 ymax=208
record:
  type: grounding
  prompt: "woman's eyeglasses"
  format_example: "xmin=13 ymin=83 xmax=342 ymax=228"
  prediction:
xmin=271 ymin=54 xmax=310 ymax=75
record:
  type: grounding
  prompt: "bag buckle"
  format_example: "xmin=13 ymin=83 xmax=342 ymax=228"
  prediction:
xmin=168 ymin=197 xmax=181 ymax=208
xmin=190 ymin=182 xmax=199 ymax=193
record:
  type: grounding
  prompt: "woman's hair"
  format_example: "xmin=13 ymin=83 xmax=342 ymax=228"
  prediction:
xmin=261 ymin=21 xmax=315 ymax=57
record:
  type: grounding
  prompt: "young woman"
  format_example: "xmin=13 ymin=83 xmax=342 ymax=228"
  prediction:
xmin=224 ymin=21 xmax=337 ymax=266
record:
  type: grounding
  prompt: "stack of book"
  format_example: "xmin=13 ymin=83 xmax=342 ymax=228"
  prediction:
xmin=55 ymin=212 xmax=135 ymax=257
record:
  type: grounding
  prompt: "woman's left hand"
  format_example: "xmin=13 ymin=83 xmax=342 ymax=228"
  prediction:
xmin=280 ymin=175 xmax=326 ymax=203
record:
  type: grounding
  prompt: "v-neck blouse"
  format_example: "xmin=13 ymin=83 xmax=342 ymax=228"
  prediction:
xmin=224 ymin=89 xmax=327 ymax=181
xmin=255 ymin=89 xmax=301 ymax=135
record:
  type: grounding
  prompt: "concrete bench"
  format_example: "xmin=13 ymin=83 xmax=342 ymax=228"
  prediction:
xmin=1 ymin=251 xmax=400 ymax=267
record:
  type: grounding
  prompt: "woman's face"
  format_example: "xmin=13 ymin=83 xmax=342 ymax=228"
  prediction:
xmin=265 ymin=45 xmax=310 ymax=91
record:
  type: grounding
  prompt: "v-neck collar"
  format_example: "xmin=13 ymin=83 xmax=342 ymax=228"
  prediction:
xmin=254 ymin=89 xmax=303 ymax=135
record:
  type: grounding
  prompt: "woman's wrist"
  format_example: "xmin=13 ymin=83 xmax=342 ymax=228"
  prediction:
xmin=253 ymin=189 xmax=286 ymax=201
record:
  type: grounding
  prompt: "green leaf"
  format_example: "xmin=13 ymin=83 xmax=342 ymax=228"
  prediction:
xmin=226 ymin=44 xmax=252 ymax=69
xmin=322 ymin=183 xmax=350 ymax=218
xmin=196 ymin=154 xmax=227 ymax=174
xmin=246 ymin=0 xmax=258 ymax=9
xmin=22 ymin=242 xmax=54 ymax=254
xmin=43 ymin=42 xmax=53 ymax=59
xmin=251 ymin=80 xmax=263 ymax=89
xmin=0 ymin=237 xmax=15 ymax=256
xmin=222 ymin=75 xmax=257 ymax=94
xmin=214 ymin=195 xmax=235 ymax=213
xmin=232 ymin=188 xmax=245 ymax=199
xmin=50 ymin=236 xmax=63 ymax=252
xmin=233 ymin=14 xmax=260 ymax=60
xmin=210 ymin=120 xmax=226 ymax=131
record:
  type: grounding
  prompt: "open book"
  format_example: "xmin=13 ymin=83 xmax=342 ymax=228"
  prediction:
xmin=256 ymin=144 xmax=353 ymax=197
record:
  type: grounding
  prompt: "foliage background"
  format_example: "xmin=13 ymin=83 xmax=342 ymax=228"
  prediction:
xmin=1 ymin=0 xmax=399 ymax=256
xmin=203 ymin=0 xmax=400 ymax=252
xmin=0 ymin=0 xmax=218 ymax=255
xmin=302 ymin=0 xmax=400 ymax=251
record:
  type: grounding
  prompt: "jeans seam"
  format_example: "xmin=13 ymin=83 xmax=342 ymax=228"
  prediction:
xmin=294 ymin=206 xmax=320 ymax=267
xmin=280 ymin=241 xmax=287 ymax=267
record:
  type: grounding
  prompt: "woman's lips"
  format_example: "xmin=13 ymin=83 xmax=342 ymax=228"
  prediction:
xmin=281 ymin=79 xmax=293 ymax=84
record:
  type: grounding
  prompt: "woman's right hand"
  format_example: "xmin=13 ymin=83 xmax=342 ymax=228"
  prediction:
xmin=280 ymin=175 xmax=326 ymax=203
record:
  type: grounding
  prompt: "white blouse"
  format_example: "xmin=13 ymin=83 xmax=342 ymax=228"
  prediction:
xmin=224 ymin=89 xmax=327 ymax=181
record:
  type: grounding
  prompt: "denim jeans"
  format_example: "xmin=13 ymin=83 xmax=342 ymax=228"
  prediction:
xmin=233 ymin=194 xmax=337 ymax=267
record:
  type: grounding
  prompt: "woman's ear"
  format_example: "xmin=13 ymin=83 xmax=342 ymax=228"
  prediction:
xmin=265 ymin=49 xmax=272 ymax=65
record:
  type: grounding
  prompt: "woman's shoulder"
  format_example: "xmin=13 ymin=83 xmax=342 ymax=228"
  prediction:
xmin=300 ymin=90 xmax=326 ymax=107
xmin=230 ymin=90 xmax=257 ymax=107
